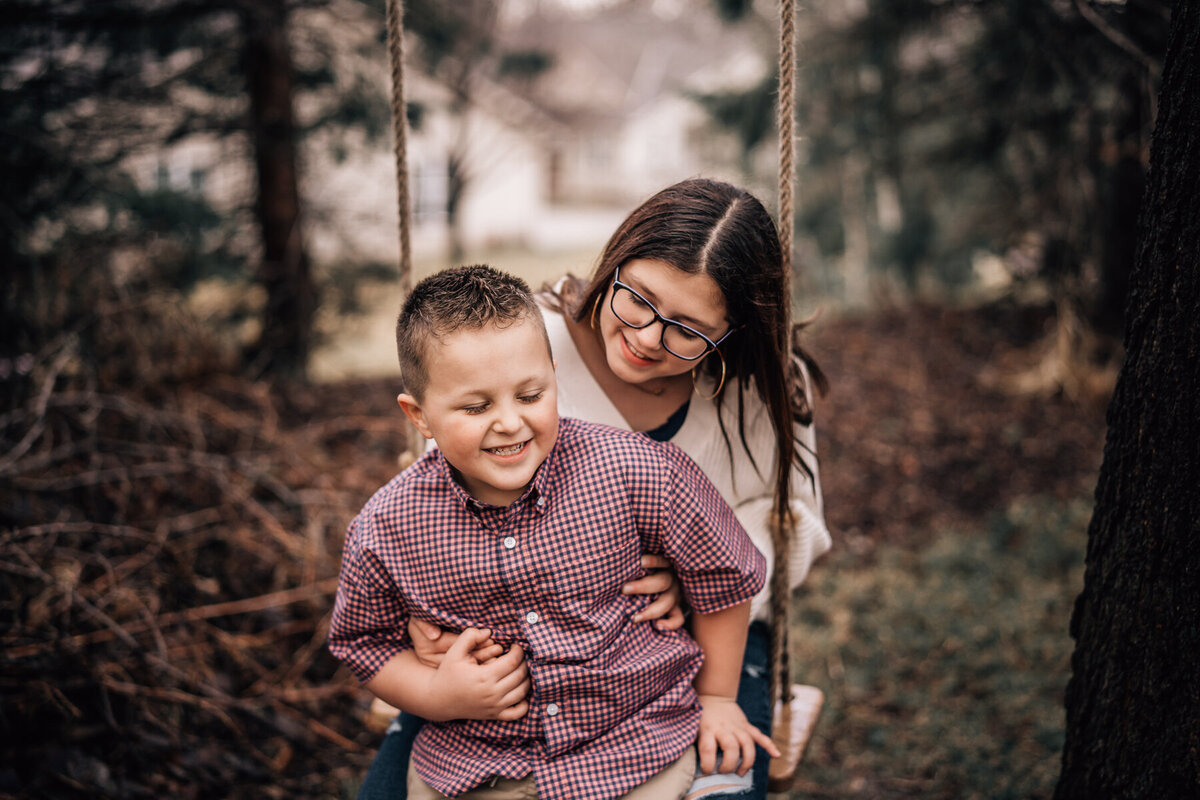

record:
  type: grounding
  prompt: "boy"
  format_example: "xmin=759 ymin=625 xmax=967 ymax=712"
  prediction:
xmin=328 ymin=265 xmax=774 ymax=800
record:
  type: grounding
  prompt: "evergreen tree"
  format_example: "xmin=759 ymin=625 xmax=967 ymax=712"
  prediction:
xmin=1 ymin=0 xmax=328 ymax=379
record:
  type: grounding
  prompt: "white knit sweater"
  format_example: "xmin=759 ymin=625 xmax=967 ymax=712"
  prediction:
xmin=541 ymin=304 xmax=832 ymax=621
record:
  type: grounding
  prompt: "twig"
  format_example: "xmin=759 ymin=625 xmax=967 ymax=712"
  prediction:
xmin=248 ymin=610 xmax=334 ymax=694
xmin=15 ymin=461 xmax=192 ymax=492
xmin=1072 ymin=0 xmax=1162 ymax=77
xmin=100 ymin=675 xmax=245 ymax=737
xmin=2 ymin=522 xmax=157 ymax=544
xmin=257 ymin=683 xmax=360 ymax=704
xmin=4 ymin=578 xmax=339 ymax=659
xmin=0 ymin=342 xmax=76 ymax=474
xmin=265 ymin=697 xmax=365 ymax=752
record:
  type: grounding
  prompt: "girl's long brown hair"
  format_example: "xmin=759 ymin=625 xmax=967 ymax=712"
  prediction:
xmin=568 ymin=178 xmax=827 ymax=535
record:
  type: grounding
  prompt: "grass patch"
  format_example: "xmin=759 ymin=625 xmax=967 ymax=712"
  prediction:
xmin=786 ymin=498 xmax=1090 ymax=799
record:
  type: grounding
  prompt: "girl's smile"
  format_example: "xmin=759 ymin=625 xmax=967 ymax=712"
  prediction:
xmin=619 ymin=332 xmax=658 ymax=366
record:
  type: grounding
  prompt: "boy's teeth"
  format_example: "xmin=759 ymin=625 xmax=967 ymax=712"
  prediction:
xmin=489 ymin=443 xmax=524 ymax=455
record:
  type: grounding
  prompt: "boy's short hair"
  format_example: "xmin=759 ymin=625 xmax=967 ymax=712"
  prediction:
xmin=396 ymin=264 xmax=551 ymax=399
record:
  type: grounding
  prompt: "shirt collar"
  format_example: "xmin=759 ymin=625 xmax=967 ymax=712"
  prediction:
xmin=433 ymin=434 xmax=559 ymax=515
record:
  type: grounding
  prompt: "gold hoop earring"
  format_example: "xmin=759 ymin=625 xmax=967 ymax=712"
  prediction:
xmin=590 ymin=293 xmax=603 ymax=330
xmin=692 ymin=349 xmax=726 ymax=400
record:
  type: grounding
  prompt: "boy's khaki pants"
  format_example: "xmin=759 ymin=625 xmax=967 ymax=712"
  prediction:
xmin=406 ymin=747 xmax=697 ymax=800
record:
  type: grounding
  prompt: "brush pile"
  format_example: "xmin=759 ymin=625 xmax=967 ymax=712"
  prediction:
xmin=0 ymin=289 xmax=405 ymax=798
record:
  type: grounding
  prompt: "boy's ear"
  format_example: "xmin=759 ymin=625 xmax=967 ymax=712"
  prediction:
xmin=397 ymin=393 xmax=434 ymax=439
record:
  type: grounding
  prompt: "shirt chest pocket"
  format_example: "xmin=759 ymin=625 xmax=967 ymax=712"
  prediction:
xmin=544 ymin=528 xmax=642 ymax=604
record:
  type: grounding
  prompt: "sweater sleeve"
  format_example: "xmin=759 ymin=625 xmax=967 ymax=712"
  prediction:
xmin=674 ymin=377 xmax=832 ymax=620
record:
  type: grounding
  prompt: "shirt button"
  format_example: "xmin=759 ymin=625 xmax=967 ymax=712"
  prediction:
xmin=503 ymin=536 xmax=517 ymax=550
xmin=545 ymin=703 xmax=559 ymax=717
xmin=536 ymin=495 xmax=546 ymax=507
xmin=525 ymin=611 xmax=540 ymax=625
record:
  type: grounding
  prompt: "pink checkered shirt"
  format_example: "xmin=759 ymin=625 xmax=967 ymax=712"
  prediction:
xmin=329 ymin=417 xmax=765 ymax=800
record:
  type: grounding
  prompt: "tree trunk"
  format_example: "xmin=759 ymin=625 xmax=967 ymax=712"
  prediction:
xmin=446 ymin=148 xmax=467 ymax=264
xmin=244 ymin=0 xmax=315 ymax=378
xmin=1056 ymin=4 xmax=1200 ymax=798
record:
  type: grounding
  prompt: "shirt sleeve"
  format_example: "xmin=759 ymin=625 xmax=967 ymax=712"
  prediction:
xmin=646 ymin=443 xmax=767 ymax=614
xmin=327 ymin=512 xmax=412 ymax=683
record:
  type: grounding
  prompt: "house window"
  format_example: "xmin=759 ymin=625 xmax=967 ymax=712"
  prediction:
xmin=413 ymin=159 xmax=448 ymax=223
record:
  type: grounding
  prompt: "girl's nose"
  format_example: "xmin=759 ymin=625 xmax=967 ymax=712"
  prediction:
xmin=630 ymin=320 xmax=664 ymax=353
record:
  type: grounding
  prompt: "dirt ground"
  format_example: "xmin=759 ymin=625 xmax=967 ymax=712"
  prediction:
xmin=808 ymin=300 xmax=1108 ymax=558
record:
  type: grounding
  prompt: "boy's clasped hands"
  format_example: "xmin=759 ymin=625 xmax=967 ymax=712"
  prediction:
xmin=408 ymin=623 xmax=530 ymax=723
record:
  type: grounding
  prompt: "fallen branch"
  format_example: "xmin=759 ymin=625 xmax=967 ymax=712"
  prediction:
xmin=4 ymin=578 xmax=339 ymax=659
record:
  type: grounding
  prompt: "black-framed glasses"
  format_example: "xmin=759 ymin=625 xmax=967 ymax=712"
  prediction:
xmin=608 ymin=266 xmax=735 ymax=361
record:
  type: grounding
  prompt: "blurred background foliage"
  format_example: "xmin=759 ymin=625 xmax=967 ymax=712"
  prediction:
xmin=1 ymin=0 xmax=1171 ymax=390
xmin=712 ymin=0 xmax=1168 ymax=344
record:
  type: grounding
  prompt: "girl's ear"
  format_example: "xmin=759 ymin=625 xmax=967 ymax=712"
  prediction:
xmin=397 ymin=393 xmax=434 ymax=439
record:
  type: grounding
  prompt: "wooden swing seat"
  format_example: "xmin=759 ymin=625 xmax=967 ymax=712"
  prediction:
xmin=767 ymin=683 xmax=824 ymax=792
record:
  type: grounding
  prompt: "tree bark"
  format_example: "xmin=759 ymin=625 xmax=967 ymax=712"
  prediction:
xmin=244 ymin=0 xmax=315 ymax=378
xmin=1056 ymin=4 xmax=1200 ymax=798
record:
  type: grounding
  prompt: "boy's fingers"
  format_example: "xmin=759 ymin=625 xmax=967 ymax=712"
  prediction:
xmin=632 ymin=592 xmax=672 ymax=622
xmin=654 ymin=605 xmax=687 ymax=631
xmin=500 ymin=678 xmax=530 ymax=709
xmin=493 ymin=661 xmax=529 ymax=693
xmin=495 ymin=700 xmax=529 ymax=721
xmin=471 ymin=643 xmax=505 ymax=663
xmin=482 ymin=648 xmax=527 ymax=691
xmin=640 ymin=553 xmax=670 ymax=571
xmin=622 ymin=571 xmax=670 ymax=597
xmin=492 ymin=643 xmax=525 ymax=671
xmin=447 ymin=627 xmax=487 ymax=658
xmin=415 ymin=619 xmax=443 ymax=641
xmin=716 ymin=732 xmax=741 ymax=773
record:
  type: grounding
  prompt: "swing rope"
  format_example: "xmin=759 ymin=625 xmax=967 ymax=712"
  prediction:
xmin=385 ymin=0 xmax=412 ymax=286
xmin=770 ymin=0 xmax=797 ymax=720
xmin=777 ymin=0 xmax=797 ymax=282
xmin=767 ymin=0 xmax=825 ymax=791
xmin=385 ymin=0 xmax=428 ymax=465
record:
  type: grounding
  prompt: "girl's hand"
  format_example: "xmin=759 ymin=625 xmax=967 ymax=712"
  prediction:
xmin=695 ymin=694 xmax=780 ymax=776
xmin=409 ymin=617 xmax=505 ymax=667
xmin=622 ymin=554 xmax=687 ymax=630
xmin=427 ymin=628 xmax=530 ymax=721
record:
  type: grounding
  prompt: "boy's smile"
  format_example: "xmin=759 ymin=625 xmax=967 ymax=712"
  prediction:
xmin=398 ymin=315 xmax=558 ymax=508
